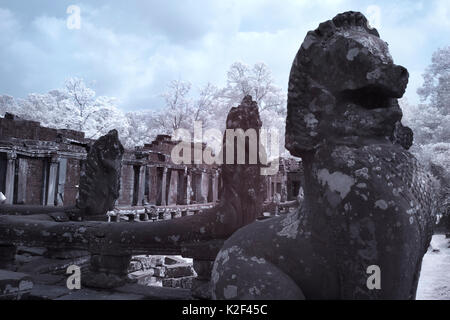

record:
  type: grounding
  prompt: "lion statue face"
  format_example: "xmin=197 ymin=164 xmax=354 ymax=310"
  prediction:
xmin=286 ymin=11 xmax=409 ymax=157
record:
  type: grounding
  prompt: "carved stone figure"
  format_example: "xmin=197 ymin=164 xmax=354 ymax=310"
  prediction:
xmin=76 ymin=129 xmax=124 ymax=217
xmin=220 ymin=95 xmax=265 ymax=227
xmin=211 ymin=11 xmax=437 ymax=300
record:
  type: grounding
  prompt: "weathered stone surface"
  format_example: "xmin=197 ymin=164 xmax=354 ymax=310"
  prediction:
xmin=29 ymin=284 xmax=70 ymax=300
xmin=162 ymin=276 xmax=194 ymax=289
xmin=90 ymin=254 xmax=131 ymax=276
xmin=0 ymin=244 xmax=16 ymax=269
xmin=212 ymin=11 xmax=437 ymax=300
xmin=151 ymin=255 xmax=165 ymax=267
xmin=17 ymin=247 xmax=47 ymax=256
xmin=128 ymin=261 xmax=143 ymax=273
xmin=0 ymin=269 xmax=33 ymax=300
xmin=0 ymin=244 xmax=16 ymax=261
xmin=76 ymin=129 xmax=124 ymax=217
xmin=164 ymin=255 xmax=186 ymax=265
xmin=193 ymin=260 xmax=213 ymax=281
xmin=192 ymin=278 xmax=212 ymax=300
xmin=151 ymin=267 xmax=166 ymax=278
xmin=44 ymin=249 xmax=90 ymax=260
xmin=82 ymin=271 xmax=128 ymax=289
xmin=128 ymin=270 xmax=155 ymax=286
xmin=220 ymin=95 xmax=265 ymax=227
xmin=15 ymin=253 xmax=38 ymax=265
xmin=17 ymin=256 xmax=90 ymax=275
xmin=48 ymin=212 xmax=70 ymax=222
xmin=30 ymin=273 xmax=65 ymax=286
xmin=164 ymin=264 xmax=195 ymax=278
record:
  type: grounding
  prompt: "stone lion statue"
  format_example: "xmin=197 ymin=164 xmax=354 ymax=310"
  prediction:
xmin=76 ymin=129 xmax=124 ymax=217
xmin=211 ymin=11 xmax=437 ymax=300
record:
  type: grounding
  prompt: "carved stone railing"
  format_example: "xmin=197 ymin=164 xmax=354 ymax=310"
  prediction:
xmin=111 ymin=203 xmax=216 ymax=222
xmin=0 ymin=206 xmax=229 ymax=298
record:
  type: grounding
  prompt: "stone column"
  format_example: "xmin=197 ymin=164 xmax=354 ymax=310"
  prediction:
xmin=200 ymin=171 xmax=209 ymax=203
xmin=46 ymin=156 xmax=59 ymax=206
xmin=186 ymin=169 xmax=192 ymax=205
xmin=167 ymin=169 xmax=178 ymax=205
xmin=161 ymin=167 xmax=168 ymax=206
xmin=16 ymin=158 xmax=28 ymax=205
xmin=194 ymin=173 xmax=201 ymax=203
xmin=137 ymin=165 xmax=146 ymax=206
xmin=267 ymin=176 xmax=272 ymax=201
xmin=4 ymin=152 xmax=16 ymax=205
xmin=212 ymin=170 xmax=219 ymax=203
xmin=272 ymin=179 xmax=277 ymax=199
xmin=147 ymin=166 xmax=158 ymax=205
xmin=192 ymin=259 xmax=214 ymax=299
xmin=281 ymin=172 xmax=288 ymax=202
xmin=177 ymin=168 xmax=186 ymax=205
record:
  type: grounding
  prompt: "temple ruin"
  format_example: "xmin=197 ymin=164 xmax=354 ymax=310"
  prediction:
xmin=0 ymin=113 xmax=301 ymax=214
xmin=1 ymin=9 xmax=439 ymax=302
xmin=0 ymin=98 xmax=302 ymax=300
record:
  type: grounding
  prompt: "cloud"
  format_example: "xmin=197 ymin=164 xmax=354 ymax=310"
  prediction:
xmin=0 ymin=0 xmax=448 ymax=112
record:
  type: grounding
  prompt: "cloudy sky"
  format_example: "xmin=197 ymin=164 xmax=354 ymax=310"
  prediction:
xmin=0 ymin=0 xmax=449 ymax=112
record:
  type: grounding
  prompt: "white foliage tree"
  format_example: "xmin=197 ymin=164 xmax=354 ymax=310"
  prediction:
xmin=0 ymin=78 xmax=132 ymax=146
xmin=402 ymin=46 xmax=450 ymax=175
xmin=221 ymin=62 xmax=286 ymax=115
xmin=220 ymin=62 xmax=287 ymax=159
xmin=417 ymin=46 xmax=450 ymax=115
xmin=124 ymin=111 xmax=160 ymax=147
xmin=0 ymin=62 xmax=287 ymax=157
xmin=151 ymin=80 xmax=221 ymax=136
xmin=402 ymin=46 xmax=450 ymax=221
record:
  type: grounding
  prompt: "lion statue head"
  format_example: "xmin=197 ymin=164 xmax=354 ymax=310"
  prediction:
xmin=286 ymin=11 xmax=410 ymax=157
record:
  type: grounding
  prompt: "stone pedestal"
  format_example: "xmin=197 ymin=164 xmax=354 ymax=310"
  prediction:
xmin=191 ymin=259 xmax=214 ymax=299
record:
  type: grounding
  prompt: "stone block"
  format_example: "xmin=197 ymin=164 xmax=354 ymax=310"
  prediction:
xmin=162 ymin=276 xmax=194 ymax=289
xmin=164 ymin=264 xmax=195 ymax=279
xmin=0 ymin=270 xmax=33 ymax=300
